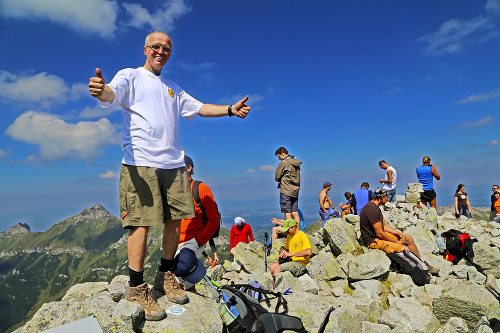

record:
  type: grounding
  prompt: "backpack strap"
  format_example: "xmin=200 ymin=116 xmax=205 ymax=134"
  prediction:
xmin=190 ymin=179 xmax=208 ymax=225
xmin=231 ymin=282 xmax=288 ymax=315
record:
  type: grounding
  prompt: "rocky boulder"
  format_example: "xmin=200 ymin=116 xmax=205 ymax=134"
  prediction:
xmin=322 ymin=218 xmax=360 ymax=255
xmin=433 ymin=284 xmax=500 ymax=330
xmin=348 ymin=250 xmax=391 ymax=281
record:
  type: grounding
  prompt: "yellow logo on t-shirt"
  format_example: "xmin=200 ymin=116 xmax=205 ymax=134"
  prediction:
xmin=168 ymin=88 xmax=174 ymax=98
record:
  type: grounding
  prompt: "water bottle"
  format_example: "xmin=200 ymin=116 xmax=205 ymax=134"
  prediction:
xmin=435 ymin=235 xmax=446 ymax=253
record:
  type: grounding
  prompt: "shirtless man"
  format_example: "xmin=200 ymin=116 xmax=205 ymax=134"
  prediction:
xmin=319 ymin=181 xmax=339 ymax=227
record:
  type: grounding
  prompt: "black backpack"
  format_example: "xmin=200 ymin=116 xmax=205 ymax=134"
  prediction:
xmin=219 ymin=283 xmax=306 ymax=333
xmin=190 ymin=179 xmax=221 ymax=238
xmin=387 ymin=250 xmax=431 ymax=286
xmin=441 ymin=229 xmax=477 ymax=264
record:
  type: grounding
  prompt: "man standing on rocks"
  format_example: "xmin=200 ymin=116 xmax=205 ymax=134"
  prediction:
xmin=319 ymin=181 xmax=340 ymax=227
xmin=171 ymin=155 xmax=220 ymax=294
xmin=359 ymin=188 xmax=439 ymax=275
xmin=379 ymin=160 xmax=397 ymax=203
xmin=351 ymin=182 xmax=373 ymax=215
xmin=270 ymin=219 xmax=312 ymax=290
xmin=88 ymin=31 xmax=250 ymax=320
xmin=275 ymin=147 xmax=302 ymax=225
xmin=416 ymin=156 xmax=440 ymax=209
xmin=491 ymin=185 xmax=500 ymax=221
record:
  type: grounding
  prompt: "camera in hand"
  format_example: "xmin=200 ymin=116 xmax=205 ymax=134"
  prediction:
xmin=278 ymin=256 xmax=292 ymax=265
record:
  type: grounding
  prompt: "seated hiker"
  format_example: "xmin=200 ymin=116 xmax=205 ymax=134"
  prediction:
xmin=270 ymin=219 xmax=312 ymax=290
xmin=359 ymin=187 xmax=439 ymax=275
xmin=271 ymin=208 xmax=305 ymax=241
xmin=339 ymin=191 xmax=353 ymax=218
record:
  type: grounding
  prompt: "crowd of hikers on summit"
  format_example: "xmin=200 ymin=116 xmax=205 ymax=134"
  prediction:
xmin=88 ymin=30 xmax=500 ymax=324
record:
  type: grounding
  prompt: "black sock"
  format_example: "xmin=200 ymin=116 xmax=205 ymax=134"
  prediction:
xmin=159 ymin=257 xmax=175 ymax=272
xmin=129 ymin=267 xmax=144 ymax=287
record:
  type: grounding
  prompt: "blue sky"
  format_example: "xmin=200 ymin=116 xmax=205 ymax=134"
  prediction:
xmin=1 ymin=0 xmax=499 ymax=231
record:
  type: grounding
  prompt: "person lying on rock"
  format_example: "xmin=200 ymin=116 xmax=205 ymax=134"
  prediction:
xmin=270 ymin=219 xmax=312 ymax=290
xmin=359 ymin=187 xmax=440 ymax=275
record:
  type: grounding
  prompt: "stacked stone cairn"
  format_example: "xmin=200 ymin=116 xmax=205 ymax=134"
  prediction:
xmin=19 ymin=183 xmax=500 ymax=333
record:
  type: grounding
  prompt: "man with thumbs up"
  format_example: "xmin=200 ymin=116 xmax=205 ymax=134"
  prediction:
xmin=88 ymin=31 xmax=250 ymax=321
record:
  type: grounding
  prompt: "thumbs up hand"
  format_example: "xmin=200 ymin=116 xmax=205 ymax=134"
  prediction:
xmin=232 ymin=95 xmax=250 ymax=119
xmin=89 ymin=68 xmax=106 ymax=97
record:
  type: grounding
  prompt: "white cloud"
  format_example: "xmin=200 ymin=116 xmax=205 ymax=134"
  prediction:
xmin=0 ymin=0 xmax=118 ymax=38
xmin=242 ymin=168 xmax=256 ymax=173
xmin=79 ymin=103 xmax=121 ymax=119
xmin=99 ymin=170 xmax=119 ymax=179
xmin=485 ymin=139 xmax=499 ymax=146
xmin=259 ymin=165 xmax=274 ymax=172
xmin=0 ymin=149 xmax=11 ymax=159
xmin=457 ymin=116 xmax=494 ymax=129
xmin=419 ymin=15 xmax=497 ymax=55
xmin=455 ymin=88 xmax=500 ymax=104
xmin=5 ymin=111 xmax=120 ymax=163
xmin=487 ymin=0 xmax=500 ymax=14
xmin=123 ymin=0 xmax=191 ymax=32
xmin=0 ymin=71 xmax=87 ymax=107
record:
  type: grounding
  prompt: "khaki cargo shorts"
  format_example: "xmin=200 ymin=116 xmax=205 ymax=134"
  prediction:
xmin=368 ymin=232 xmax=403 ymax=254
xmin=279 ymin=261 xmax=307 ymax=277
xmin=119 ymin=164 xmax=195 ymax=228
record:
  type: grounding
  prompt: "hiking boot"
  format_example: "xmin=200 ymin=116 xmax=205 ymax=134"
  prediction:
xmin=125 ymin=282 xmax=166 ymax=321
xmin=153 ymin=269 xmax=189 ymax=304
xmin=177 ymin=282 xmax=196 ymax=292
xmin=425 ymin=262 xmax=440 ymax=276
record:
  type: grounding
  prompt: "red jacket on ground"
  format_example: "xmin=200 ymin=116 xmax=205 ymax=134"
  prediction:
xmin=230 ymin=223 xmax=254 ymax=251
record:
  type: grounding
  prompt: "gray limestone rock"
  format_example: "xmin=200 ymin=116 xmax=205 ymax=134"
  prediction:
xmin=232 ymin=241 xmax=266 ymax=273
xmin=22 ymin=294 xmax=132 ymax=333
xmin=361 ymin=321 xmax=392 ymax=333
xmin=143 ymin=288 xmax=223 ymax=333
xmin=471 ymin=242 xmax=500 ymax=277
xmin=322 ymin=218 xmax=360 ymax=255
xmin=441 ymin=317 xmax=468 ymax=333
xmin=61 ymin=282 xmax=109 ymax=302
xmin=425 ymin=284 xmax=443 ymax=299
xmin=378 ymin=297 xmax=440 ymax=332
xmin=408 ymin=183 xmax=424 ymax=192
xmin=403 ymin=226 xmax=439 ymax=254
xmin=112 ymin=299 xmax=143 ymax=331
xmin=351 ymin=279 xmax=383 ymax=299
xmin=323 ymin=307 xmax=369 ymax=333
xmin=433 ymin=284 xmax=500 ymax=329
xmin=307 ymin=249 xmax=347 ymax=281
xmin=348 ymin=251 xmax=391 ymax=281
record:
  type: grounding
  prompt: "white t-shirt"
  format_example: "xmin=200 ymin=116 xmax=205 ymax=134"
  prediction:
xmin=383 ymin=166 xmax=397 ymax=190
xmin=99 ymin=67 xmax=203 ymax=169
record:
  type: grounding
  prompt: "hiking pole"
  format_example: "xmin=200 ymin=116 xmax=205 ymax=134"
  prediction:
xmin=264 ymin=232 xmax=272 ymax=272
xmin=202 ymin=275 xmax=223 ymax=303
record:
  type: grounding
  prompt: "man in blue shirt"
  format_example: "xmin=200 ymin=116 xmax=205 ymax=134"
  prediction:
xmin=351 ymin=182 xmax=373 ymax=215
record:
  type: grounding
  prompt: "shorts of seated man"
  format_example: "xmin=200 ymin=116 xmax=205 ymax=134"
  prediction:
xmin=368 ymin=232 xmax=402 ymax=254
xmin=279 ymin=261 xmax=307 ymax=277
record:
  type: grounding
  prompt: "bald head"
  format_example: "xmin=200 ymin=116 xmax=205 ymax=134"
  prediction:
xmin=145 ymin=31 xmax=171 ymax=46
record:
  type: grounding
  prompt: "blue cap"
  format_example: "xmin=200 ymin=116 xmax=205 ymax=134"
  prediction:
xmin=173 ymin=248 xmax=206 ymax=284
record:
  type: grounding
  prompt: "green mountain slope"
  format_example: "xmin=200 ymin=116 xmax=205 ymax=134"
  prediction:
xmin=0 ymin=204 xmax=232 ymax=333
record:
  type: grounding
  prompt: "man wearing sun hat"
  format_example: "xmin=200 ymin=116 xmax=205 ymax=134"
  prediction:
xmin=269 ymin=219 xmax=312 ymax=290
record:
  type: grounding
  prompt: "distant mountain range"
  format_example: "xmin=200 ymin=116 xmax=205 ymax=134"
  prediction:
xmin=0 ymin=204 xmax=232 ymax=333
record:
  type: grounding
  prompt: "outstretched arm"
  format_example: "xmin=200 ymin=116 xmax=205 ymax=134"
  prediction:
xmin=89 ymin=68 xmax=114 ymax=102
xmin=198 ymin=95 xmax=250 ymax=118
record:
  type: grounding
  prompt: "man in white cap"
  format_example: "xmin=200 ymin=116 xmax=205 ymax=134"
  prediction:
xmin=230 ymin=217 xmax=254 ymax=254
